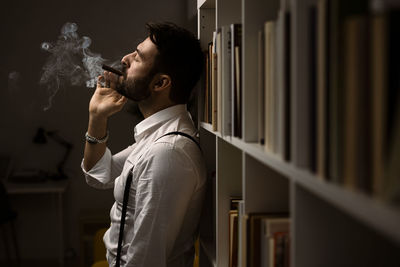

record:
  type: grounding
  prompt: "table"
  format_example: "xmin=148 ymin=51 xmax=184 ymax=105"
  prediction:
xmin=4 ymin=179 xmax=69 ymax=267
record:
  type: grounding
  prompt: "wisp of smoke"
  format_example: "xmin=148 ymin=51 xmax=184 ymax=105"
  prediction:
xmin=40 ymin=22 xmax=119 ymax=110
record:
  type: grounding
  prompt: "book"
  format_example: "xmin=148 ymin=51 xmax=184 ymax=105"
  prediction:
xmin=328 ymin=0 xmax=369 ymax=185
xmin=342 ymin=15 xmax=370 ymax=191
xmin=370 ymin=11 xmax=387 ymax=197
xmin=247 ymin=213 xmax=290 ymax=267
xmin=234 ymin=46 xmax=241 ymax=137
xmin=264 ymin=21 xmax=276 ymax=153
xmin=204 ymin=48 xmax=210 ymax=123
xmin=212 ymin=31 xmax=218 ymax=131
xmin=248 ymin=214 xmax=263 ymax=267
xmin=384 ymin=100 xmax=400 ymax=205
xmin=385 ymin=7 xmax=400 ymax=165
xmin=275 ymin=6 xmax=292 ymax=162
xmin=273 ymin=231 xmax=290 ymax=267
xmin=283 ymin=10 xmax=291 ymax=162
xmin=258 ymin=29 xmax=265 ymax=145
xmin=221 ymin=26 xmax=233 ymax=136
xmin=229 ymin=209 xmax=239 ymax=267
xmin=230 ymin=197 xmax=242 ymax=210
xmin=276 ymin=10 xmax=284 ymax=159
xmin=231 ymin=24 xmax=242 ymax=138
xmin=272 ymin=21 xmax=279 ymax=156
xmin=309 ymin=5 xmax=317 ymax=173
xmin=316 ymin=0 xmax=329 ymax=180
xmin=327 ymin=0 xmax=341 ymax=183
xmin=292 ymin=4 xmax=316 ymax=170
xmin=374 ymin=4 xmax=400 ymax=203
xmin=237 ymin=201 xmax=247 ymax=267
xmin=217 ymin=30 xmax=223 ymax=132
xmin=208 ymin=42 xmax=214 ymax=124
xmin=260 ymin=217 xmax=290 ymax=267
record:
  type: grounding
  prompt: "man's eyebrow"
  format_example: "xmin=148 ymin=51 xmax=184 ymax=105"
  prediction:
xmin=136 ymin=48 xmax=144 ymax=59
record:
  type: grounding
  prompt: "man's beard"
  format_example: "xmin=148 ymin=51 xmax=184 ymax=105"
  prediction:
xmin=116 ymin=72 xmax=155 ymax=102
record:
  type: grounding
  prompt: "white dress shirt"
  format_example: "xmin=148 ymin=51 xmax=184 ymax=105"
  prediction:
xmin=82 ymin=104 xmax=206 ymax=267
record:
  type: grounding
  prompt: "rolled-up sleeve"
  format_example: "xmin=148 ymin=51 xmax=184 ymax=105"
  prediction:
xmin=125 ymin=142 xmax=198 ymax=267
xmin=81 ymin=145 xmax=135 ymax=189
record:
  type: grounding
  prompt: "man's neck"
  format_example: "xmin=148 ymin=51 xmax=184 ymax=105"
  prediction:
xmin=138 ymin=101 xmax=176 ymax=119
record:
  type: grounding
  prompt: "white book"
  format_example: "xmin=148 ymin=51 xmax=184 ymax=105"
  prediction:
xmin=217 ymin=30 xmax=222 ymax=133
xmin=221 ymin=26 xmax=232 ymax=136
xmin=212 ymin=31 xmax=218 ymax=131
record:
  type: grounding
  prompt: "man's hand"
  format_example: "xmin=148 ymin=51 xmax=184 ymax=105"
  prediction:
xmin=89 ymin=73 xmax=127 ymax=119
xmin=84 ymin=72 xmax=127 ymax=171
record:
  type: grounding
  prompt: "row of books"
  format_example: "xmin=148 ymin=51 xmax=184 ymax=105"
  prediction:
xmin=257 ymin=6 xmax=291 ymax=162
xmin=302 ymin=0 xmax=400 ymax=201
xmin=202 ymin=14 xmax=292 ymax=159
xmin=202 ymin=0 xmax=400 ymax=203
xmin=229 ymin=199 xmax=290 ymax=267
xmin=256 ymin=0 xmax=400 ymax=201
xmin=203 ymin=24 xmax=242 ymax=138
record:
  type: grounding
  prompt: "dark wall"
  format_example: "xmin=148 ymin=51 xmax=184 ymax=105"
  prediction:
xmin=0 ymin=0 xmax=191 ymax=262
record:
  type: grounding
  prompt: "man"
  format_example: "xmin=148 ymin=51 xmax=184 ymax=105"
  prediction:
xmin=81 ymin=22 xmax=206 ymax=267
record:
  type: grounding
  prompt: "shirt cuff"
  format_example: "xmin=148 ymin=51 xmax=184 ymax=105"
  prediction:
xmin=81 ymin=148 xmax=114 ymax=189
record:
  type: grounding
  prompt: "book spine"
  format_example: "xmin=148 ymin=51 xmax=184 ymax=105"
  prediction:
xmin=222 ymin=26 xmax=233 ymax=136
xmin=212 ymin=31 xmax=218 ymax=131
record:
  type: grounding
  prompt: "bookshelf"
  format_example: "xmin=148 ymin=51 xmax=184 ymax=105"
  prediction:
xmin=197 ymin=0 xmax=400 ymax=266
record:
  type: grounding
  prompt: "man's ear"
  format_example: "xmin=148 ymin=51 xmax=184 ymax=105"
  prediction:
xmin=153 ymin=74 xmax=172 ymax=92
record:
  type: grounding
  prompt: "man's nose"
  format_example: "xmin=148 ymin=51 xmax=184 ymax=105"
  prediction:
xmin=121 ymin=60 xmax=128 ymax=71
xmin=121 ymin=56 xmax=129 ymax=68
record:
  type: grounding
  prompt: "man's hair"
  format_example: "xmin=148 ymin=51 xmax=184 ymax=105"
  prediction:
xmin=146 ymin=22 xmax=204 ymax=104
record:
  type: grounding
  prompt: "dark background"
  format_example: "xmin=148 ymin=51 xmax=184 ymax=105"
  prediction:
xmin=0 ymin=0 xmax=197 ymax=264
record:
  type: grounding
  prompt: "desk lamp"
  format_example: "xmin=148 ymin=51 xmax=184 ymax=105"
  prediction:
xmin=33 ymin=127 xmax=73 ymax=180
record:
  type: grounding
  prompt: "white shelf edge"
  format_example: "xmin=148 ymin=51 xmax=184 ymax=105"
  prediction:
xmin=294 ymin=168 xmax=400 ymax=246
xmin=227 ymin=137 xmax=293 ymax=179
xmin=200 ymin=122 xmax=222 ymax=138
xmin=198 ymin=0 xmax=206 ymax=9
xmin=198 ymin=0 xmax=216 ymax=9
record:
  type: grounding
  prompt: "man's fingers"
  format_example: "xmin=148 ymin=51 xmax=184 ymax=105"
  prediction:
xmin=103 ymin=71 xmax=120 ymax=89
xmin=95 ymin=74 xmax=124 ymax=102
xmin=97 ymin=75 xmax=105 ymax=88
xmin=118 ymin=96 xmax=128 ymax=105
xmin=110 ymin=79 xmax=117 ymax=90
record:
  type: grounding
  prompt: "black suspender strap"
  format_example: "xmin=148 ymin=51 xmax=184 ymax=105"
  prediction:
xmin=116 ymin=169 xmax=133 ymax=267
xmin=155 ymin=131 xmax=201 ymax=150
xmin=115 ymin=131 xmax=200 ymax=266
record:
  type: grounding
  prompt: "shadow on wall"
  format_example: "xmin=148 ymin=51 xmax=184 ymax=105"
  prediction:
xmin=0 ymin=0 xmax=190 ymax=263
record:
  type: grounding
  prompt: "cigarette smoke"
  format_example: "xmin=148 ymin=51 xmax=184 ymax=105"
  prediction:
xmin=40 ymin=22 xmax=120 ymax=110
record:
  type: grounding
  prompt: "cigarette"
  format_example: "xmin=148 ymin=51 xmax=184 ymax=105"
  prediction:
xmin=102 ymin=64 xmax=124 ymax=76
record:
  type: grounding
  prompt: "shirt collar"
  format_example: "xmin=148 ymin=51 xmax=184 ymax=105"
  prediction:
xmin=134 ymin=104 xmax=187 ymax=142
